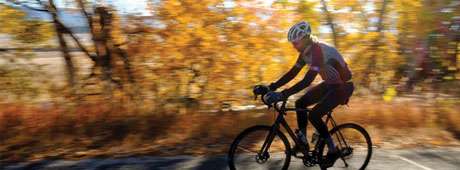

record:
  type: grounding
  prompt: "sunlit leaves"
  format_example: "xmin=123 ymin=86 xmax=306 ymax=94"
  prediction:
xmin=0 ymin=5 xmax=54 ymax=44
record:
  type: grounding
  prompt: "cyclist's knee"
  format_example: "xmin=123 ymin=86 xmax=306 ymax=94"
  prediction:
xmin=308 ymin=110 xmax=320 ymax=122
xmin=295 ymin=99 xmax=304 ymax=108
xmin=295 ymin=99 xmax=311 ymax=108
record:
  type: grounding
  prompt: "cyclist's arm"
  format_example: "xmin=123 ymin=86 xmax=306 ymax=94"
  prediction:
xmin=281 ymin=69 xmax=318 ymax=97
xmin=281 ymin=44 xmax=322 ymax=97
xmin=269 ymin=57 xmax=305 ymax=91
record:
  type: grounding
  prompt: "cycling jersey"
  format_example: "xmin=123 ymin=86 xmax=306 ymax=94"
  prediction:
xmin=295 ymin=42 xmax=352 ymax=84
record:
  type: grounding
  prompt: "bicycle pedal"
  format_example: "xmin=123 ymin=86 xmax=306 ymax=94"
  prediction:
xmin=292 ymin=151 xmax=312 ymax=159
xmin=292 ymin=153 xmax=305 ymax=158
xmin=292 ymin=151 xmax=306 ymax=158
xmin=293 ymin=154 xmax=303 ymax=159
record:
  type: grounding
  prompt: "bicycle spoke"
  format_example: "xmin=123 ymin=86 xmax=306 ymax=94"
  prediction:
xmin=318 ymin=123 xmax=372 ymax=170
xmin=228 ymin=125 xmax=291 ymax=170
xmin=237 ymin=145 xmax=258 ymax=154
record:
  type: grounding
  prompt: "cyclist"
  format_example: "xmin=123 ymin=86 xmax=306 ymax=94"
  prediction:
xmin=261 ymin=21 xmax=354 ymax=168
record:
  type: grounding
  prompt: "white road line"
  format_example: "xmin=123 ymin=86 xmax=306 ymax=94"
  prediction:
xmin=393 ymin=155 xmax=433 ymax=170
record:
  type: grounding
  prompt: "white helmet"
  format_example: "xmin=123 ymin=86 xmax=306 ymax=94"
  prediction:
xmin=287 ymin=21 xmax=311 ymax=42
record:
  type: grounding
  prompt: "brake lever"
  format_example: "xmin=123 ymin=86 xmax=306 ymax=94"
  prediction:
xmin=255 ymin=92 xmax=273 ymax=110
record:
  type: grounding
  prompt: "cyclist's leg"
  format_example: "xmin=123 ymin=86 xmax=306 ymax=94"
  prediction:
xmin=308 ymin=85 xmax=342 ymax=151
xmin=295 ymin=82 xmax=327 ymax=135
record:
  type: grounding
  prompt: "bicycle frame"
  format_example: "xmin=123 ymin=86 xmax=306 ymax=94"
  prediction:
xmin=258 ymin=104 xmax=313 ymax=157
xmin=325 ymin=112 xmax=350 ymax=152
xmin=258 ymin=101 xmax=347 ymax=159
xmin=257 ymin=108 xmax=297 ymax=157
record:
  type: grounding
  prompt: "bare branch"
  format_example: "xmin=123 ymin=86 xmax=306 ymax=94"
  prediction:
xmin=320 ymin=0 xmax=338 ymax=48
xmin=76 ymin=0 xmax=94 ymax=34
xmin=76 ymin=0 xmax=92 ymax=20
xmin=55 ymin=21 xmax=97 ymax=62
xmin=114 ymin=46 xmax=135 ymax=84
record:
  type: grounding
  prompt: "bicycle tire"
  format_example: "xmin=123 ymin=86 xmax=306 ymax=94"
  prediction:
xmin=228 ymin=125 xmax=292 ymax=170
xmin=317 ymin=123 xmax=372 ymax=170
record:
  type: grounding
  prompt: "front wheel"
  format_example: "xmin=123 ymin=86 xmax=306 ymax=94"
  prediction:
xmin=318 ymin=123 xmax=372 ymax=170
xmin=228 ymin=125 xmax=291 ymax=170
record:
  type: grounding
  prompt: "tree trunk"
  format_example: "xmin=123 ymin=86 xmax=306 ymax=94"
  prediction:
xmin=320 ymin=0 xmax=338 ymax=48
xmin=362 ymin=0 xmax=389 ymax=89
xmin=49 ymin=0 xmax=77 ymax=94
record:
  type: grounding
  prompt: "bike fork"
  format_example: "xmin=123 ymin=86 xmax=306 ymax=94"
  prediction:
xmin=258 ymin=121 xmax=282 ymax=157
xmin=258 ymin=112 xmax=289 ymax=157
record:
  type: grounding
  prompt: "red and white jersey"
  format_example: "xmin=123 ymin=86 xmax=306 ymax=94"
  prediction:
xmin=295 ymin=41 xmax=352 ymax=84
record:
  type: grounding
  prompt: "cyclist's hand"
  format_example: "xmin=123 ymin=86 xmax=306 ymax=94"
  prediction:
xmin=253 ymin=85 xmax=270 ymax=96
xmin=263 ymin=91 xmax=285 ymax=105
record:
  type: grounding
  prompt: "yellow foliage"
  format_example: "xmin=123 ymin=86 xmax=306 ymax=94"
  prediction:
xmin=0 ymin=5 xmax=53 ymax=44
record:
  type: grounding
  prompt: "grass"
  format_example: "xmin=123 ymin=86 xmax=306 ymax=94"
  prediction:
xmin=0 ymin=97 xmax=459 ymax=163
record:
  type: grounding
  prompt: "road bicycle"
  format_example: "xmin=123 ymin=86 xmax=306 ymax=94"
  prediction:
xmin=227 ymin=91 xmax=372 ymax=170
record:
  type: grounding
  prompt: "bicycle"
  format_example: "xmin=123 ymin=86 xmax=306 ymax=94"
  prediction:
xmin=227 ymin=89 xmax=372 ymax=170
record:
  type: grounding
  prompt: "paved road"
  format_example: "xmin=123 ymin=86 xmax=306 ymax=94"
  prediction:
xmin=4 ymin=147 xmax=460 ymax=170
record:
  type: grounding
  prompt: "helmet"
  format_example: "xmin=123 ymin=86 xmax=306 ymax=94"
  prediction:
xmin=287 ymin=21 xmax=311 ymax=42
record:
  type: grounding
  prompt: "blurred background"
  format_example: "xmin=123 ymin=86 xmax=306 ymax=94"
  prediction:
xmin=0 ymin=0 xmax=459 ymax=165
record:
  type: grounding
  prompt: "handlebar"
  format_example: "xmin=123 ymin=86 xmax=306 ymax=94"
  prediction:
xmin=273 ymin=100 xmax=287 ymax=113
xmin=260 ymin=93 xmax=285 ymax=111
xmin=253 ymin=85 xmax=310 ymax=113
xmin=258 ymin=93 xmax=302 ymax=113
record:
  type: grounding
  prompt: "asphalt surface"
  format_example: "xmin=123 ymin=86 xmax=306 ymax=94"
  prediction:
xmin=3 ymin=147 xmax=460 ymax=170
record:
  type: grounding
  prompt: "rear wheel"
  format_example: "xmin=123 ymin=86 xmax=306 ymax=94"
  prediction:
xmin=228 ymin=125 xmax=291 ymax=170
xmin=318 ymin=123 xmax=372 ymax=170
